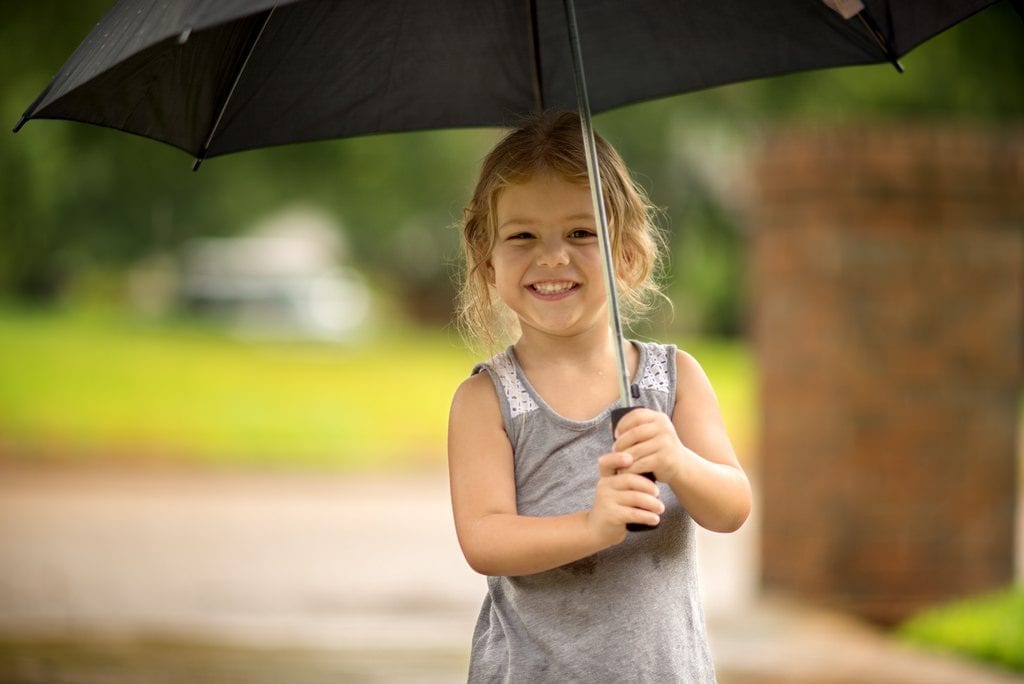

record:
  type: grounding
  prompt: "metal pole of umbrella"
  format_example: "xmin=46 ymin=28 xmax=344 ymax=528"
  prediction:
xmin=562 ymin=0 xmax=635 ymax=410
xmin=564 ymin=0 xmax=656 ymax=531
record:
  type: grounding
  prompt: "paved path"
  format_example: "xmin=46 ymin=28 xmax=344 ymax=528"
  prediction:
xmin=0 ymin=466 xmax=1019 ymax=683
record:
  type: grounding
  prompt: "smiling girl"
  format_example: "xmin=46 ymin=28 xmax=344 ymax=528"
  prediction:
xmin=448 ymin=110 xmax=751 ymax=682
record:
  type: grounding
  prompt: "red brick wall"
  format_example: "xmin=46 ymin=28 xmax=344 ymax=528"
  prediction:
xmin=752 ymin=125 xmax=1024 ymax=624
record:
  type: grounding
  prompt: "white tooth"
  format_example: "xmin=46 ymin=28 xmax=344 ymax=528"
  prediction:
xmin=534 ymin=281 xmax=573 ymax=294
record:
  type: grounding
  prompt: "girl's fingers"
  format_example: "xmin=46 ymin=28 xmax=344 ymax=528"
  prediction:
xmin=611 ymin=494 xmax=663 ymax=525
xmin=618 ymin=490 xmax=664 ymax=515
xmin=597 ymin=451 xmax=634 ymax=477
xmin=613 ymin=408 xmax=661 ymax=437
xmin=630 ymin=509 xmax=662 ymax=527
xmin=613 ymin=421 xmax=664 ymax=453
xmin=614 ymin=439 xmax=654 ymax=461
xmin=594 ymin=489 xmax=663 ymax=522
xmin=605 ymin=472 xmax=660 ymax=498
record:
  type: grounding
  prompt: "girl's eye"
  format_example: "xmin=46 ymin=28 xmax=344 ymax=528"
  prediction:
xmin=506 ymin=232 xmax=534 ymax=241
xmin=569 ymin=228 xmax=596 ymax=239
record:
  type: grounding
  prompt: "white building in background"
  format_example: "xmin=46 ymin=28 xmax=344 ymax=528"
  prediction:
xmin=180 ymin=206 xmax=371 ymax=342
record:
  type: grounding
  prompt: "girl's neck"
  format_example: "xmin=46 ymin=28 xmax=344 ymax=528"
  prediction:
xmin=512 ymin=326 xmax=638 ymax=421
xmin=512 ymin=323 xmax=614 ymax=369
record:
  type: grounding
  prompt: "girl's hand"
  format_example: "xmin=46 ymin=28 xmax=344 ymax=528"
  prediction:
xmin=612 ymin=408 xmax=686 ymax=484
xmin=587 ymin=451 xmax=664 ymax=547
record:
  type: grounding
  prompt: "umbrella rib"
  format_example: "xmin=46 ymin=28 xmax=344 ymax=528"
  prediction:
xmin=525 ymin=0 xmax=544 ymax=111
xmin=192 ymin=7 xmax=276 ymax=170
xmin=856 ymin=7 xmax=903 ymax=72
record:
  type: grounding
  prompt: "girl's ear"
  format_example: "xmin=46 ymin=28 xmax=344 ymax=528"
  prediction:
xmin=616 ymin=240 xmax=640 ymax=286
xmin=484 ymin=260 xmax=496 ymax=286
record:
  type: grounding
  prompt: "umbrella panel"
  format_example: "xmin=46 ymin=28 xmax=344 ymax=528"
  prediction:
xmin=25 ymin=21 xmax=261 ymax=156
xmin=20 ymin=0 xmax=1003 ymax=160
xmin=211 ymin=3 xmax=539 ymax=157
xmin=539 ymin=0 xmax=999 ymax=114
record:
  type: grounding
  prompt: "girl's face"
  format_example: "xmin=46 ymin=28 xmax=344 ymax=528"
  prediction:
xmin=487 ymin=170 xmax=609 ymax=341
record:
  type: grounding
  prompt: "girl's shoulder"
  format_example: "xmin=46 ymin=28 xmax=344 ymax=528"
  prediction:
xmin=672 ymin=346 xmax=722 ymax=412
xmin=674 ymin=347 xmax=703 ymax=375
xmin=452 ymin=367 xmax=498 ymax=407
xmin=451 ymin=347 xmax=516 ymax=422
xmin=449 ymin=370 xmax=504 ymax=434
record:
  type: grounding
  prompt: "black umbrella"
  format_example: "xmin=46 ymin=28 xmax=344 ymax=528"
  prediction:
xmin=14 ymin=0 xmax=1013 ymax=411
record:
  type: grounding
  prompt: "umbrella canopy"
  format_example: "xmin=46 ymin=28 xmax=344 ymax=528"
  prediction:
xmin=13 ymin=0 xmax=1013 ymax=412
xmin=15 ymin=0 xmax=1003 ymax=162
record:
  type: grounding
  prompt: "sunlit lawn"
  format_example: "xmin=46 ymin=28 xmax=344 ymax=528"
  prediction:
xmin=0 ymin=306 xmax=756 ymax=471
xmin=899 ymin=585 xmax=1024 ymax=673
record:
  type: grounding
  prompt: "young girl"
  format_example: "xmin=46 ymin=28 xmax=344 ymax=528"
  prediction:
xmin=448 ymin=110 xmax=751 ymax=682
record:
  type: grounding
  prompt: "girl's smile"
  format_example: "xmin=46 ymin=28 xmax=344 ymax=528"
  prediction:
xmin=488 ymin=170 xmax=608 ymax=338
xmin=528 ymin=279 xmax=580 ymax=298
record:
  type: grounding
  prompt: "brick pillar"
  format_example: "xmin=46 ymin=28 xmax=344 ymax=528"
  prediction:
xmin=752 ymin=125 xmax=1023 ymax=624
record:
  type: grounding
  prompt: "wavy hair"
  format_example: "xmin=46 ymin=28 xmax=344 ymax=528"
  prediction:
xmin=456 ymin=110 xmax=666 ymax=352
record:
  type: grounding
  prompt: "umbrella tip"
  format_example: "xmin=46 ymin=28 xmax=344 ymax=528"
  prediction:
xmin=192 ymin=157 xmax=204 ymax=172
xmin=12 ymin=114 xmax=27 ymax=133
xmin=178 ymin=28 xmax=192 ymax=45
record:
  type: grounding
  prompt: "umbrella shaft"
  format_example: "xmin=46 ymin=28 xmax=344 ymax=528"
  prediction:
xmin=562 ymin=0 xmax=633 ymax=408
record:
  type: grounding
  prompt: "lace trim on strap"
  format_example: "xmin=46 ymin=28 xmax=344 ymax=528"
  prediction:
xmin=492 ymin=351 xmax=538 ymax=419
xmin=637 ymin=344 xmax=672 ymax=394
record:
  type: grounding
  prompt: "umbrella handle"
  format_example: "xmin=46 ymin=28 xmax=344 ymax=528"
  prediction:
xmin=610 ymin=405 xmax=659 ymax=532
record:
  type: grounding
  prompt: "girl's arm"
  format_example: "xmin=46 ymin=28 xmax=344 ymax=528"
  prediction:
xmin=448 ymin=372 xmax=662 ymax=577
xmin=614 ymin=350 xmax=752 ymax=533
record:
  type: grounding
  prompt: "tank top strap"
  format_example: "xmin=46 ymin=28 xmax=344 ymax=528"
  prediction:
xmin=635 ymin=341 xmax=674 ymax=394
xmin=472 ymin=347 xmax=539 ymax=442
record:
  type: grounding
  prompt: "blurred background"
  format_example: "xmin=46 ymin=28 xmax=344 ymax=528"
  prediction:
xmin=1 ymin=2 xmax=1022 ymax=682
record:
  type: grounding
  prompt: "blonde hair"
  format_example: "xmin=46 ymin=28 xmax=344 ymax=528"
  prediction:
xmin=456 ymin=110 xmax=665 ymax=351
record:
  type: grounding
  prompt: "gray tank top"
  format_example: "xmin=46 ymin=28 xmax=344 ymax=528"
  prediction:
xmin=468 ymin=341 xmax=715 ymax=683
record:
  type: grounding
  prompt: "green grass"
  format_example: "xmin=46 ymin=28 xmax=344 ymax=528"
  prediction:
xmin=0 ymin=307 xmax=477 ymax=470
xmin=898 ymin=586 xmax=1024 ymax=673
xmin=0 ymin=306 xmax=755 ymax=471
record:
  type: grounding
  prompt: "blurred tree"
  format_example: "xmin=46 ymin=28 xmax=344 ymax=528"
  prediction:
xmin=2 ymin=1 xmax=1021 ymax=331
xmin=1 ymin=0 xmax=496 ymax=319
xmin=598 ymin=2 xmax=1024 ymax=335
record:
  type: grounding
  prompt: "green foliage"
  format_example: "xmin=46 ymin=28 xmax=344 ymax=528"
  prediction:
xmin=0 ymin=306 xmax=755 ymax=470
xmin=0 ymin=305 xmax=477 ymax=469
xmin=898 ymin=586 xmax=1024 ymax=672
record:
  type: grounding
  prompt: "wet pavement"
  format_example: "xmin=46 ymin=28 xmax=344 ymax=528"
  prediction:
xmin=0 ymin=466 xmax=1019 ymax=683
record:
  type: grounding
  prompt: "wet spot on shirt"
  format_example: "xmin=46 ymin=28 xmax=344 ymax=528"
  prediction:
xmin=567 ymin=556 xmax=597 ymax=576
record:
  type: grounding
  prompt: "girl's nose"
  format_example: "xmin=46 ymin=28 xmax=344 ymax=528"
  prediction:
xmin=536 ymin=240 xmax=570 ymax=267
